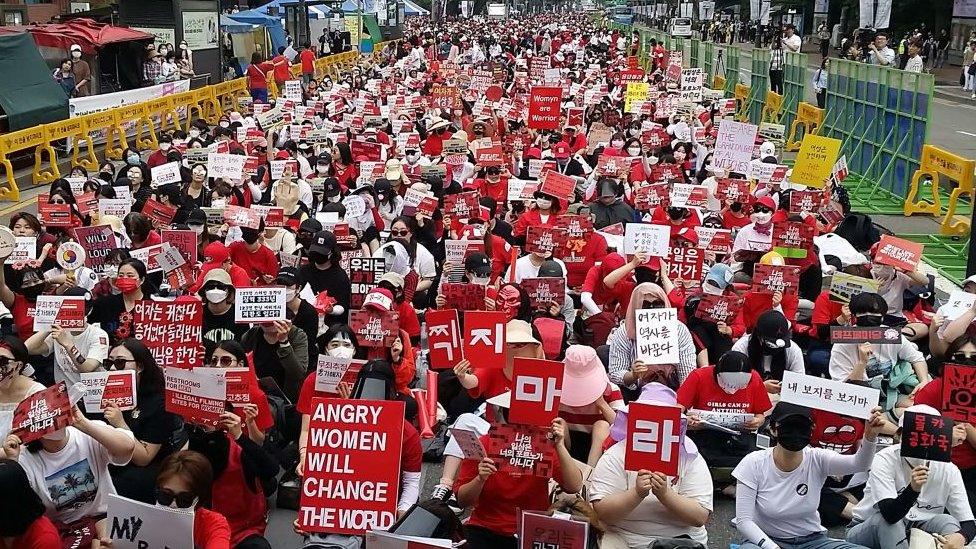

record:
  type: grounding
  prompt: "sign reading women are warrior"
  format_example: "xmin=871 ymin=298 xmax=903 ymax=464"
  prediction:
xmin=299 ymin=398 xmax=404 ymax=535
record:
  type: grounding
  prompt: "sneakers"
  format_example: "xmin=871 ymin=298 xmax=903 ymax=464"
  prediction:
xmin=430 ymin=484 xmax=452 ymax=501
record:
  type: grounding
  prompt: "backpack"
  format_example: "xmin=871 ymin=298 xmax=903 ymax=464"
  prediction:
xmin=833 ymin=213 xmax=881 ymax=252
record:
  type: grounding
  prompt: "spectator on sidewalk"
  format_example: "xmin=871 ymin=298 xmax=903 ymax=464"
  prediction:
xmin=904 ymin=41 xmax=924 ymax=74
xmin=769 ymin=36 xmax=785 ymax=94
xmin=782 ymin=24 xmax=802 ymax=53
xmin=53 ymin=59 xmax=76 ymax=98
xmin=813 ymin=57 xmax=829 ymax=109
xmin=817 ymin=21 xmax=831 ymax=58
xmin=937 ymin=29 xmax=950 ymax=68
xmin=142 ymin=47 xmax=163 ymax=86
xmin=866 ymin=33 xmax=896 ymax=66
xmin=69 ymin=44 xmax=91 ymax=96
xmin=964 ymin=40 xmax=976 ymax=92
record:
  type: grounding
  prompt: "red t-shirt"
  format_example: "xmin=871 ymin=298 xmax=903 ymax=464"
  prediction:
xmin=132 ymin=230 xmax=162 ymax=250
xmin=271 ymin=55 xmax=290 ymax=82
xmin=454 ymin=435 xmax=564 ymax=536
xmin=811 ymin=291 xmax=844 ymax=341
xmin=194 ymin=508 xmax=232 ymax=549
xmin=913 ymin=378 xmax=976 ymax=470
xmin=676 ymin=366 xmax=772 ymax=414
xmin=722 ymin=210 xmax=752 ymax=231
xmin=300 ymin=49 xmax=315 ymax=73
xmin=228 ymin=242 xmax=279 ymax=284
xmin=8 ymin=516 xmax=60 ymax=549
xmin=467 ymin=367 xmax=512 ymax=400
xmin=470 ymin=178 xmax=509 ymax=205
xmin=11 ymin=294 xmax=35 ymax=340
xmin=513 ymin=209 xmax=556 ymax=237
xmin=246 ymin=62 xmax=271 ymax=90
xmin=562 ymin=232 xmax=608 ymax=288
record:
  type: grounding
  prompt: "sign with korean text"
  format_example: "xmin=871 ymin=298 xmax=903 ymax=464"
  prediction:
xmin=753 ymin=264 xmax=800 ymax=294
xmin=486 ymin=424 xmax=556 ymax=477
xmin=4 ymin=235 xmax=35 ymax=265
xmin=11 ymin=382 xmax=72 ymax=444
xmin=164 ymin=367 xmax=226 ymax=427
xmin=443 ymin=191 xmax=481 ymax=220
xmin=349 ymin=309 xmax=399 ymax=347
xmin=441 ymin=283 xmax=486 ymax=311
xmin=527 ymin=86 xmax=563 ymax=130
xmin=634 ymin=308 xmax=680 ymax=365
xmin=32 ymin=295 xmax=86 ymax=332
xmin=694 ymin=293 xmax=744 ymax=324
xmin=828 ymin=272 xmax=879 ymax=304
xmin=298 ymin=398 xmax=404 ymax=534
xmin=789 ymin=190 xmax=824 ymax=214
xmin=519 ymin=512 xmax=589 ymax=549
xmin=525 ymin=226 xmax=569 ymax=255
xmin=80 ymin=370 xmax=137 ymax=412
xmin=624 ymin=402 xmax=682 ymax=475
xmin=667 ymin=245 xmax=703 ymax=282
xmin=623 ymin=223 xmax=670 ymax=257
xmin=697 ymin=227 xmax=732 ymax=254
xmin=538 ymin=170 xmax=576 ymax=202
xmin=151 ymin=161 xmax=182 ymax=186
xmin=873 ymin=235 xmax=923 ymax=272
xmin=901 ymin=411 xmax=953 ymax=462
xmin=235 ymin=287 xmax=287 ymax=323
xmin=463 ymin=311 xmax=506 ymax=370
xmin=134 ymin=300 xmax=203 ymax=369
xmin=208 ymin=152 xmax=247 ymax=180
xmin=141 ymin=198 xmax=177 ymax=228
xmin=772 ymin=221 xmax=814 ymax=259
xmin=522 ymin=278 xmax=566 ymax=310
xmin=715 ymin=178 xmax=751 ymax=203
xmin=829 ymin=326 xmax=903 ymax=344
xmin=780 ymin=371 xmax=879 ymax=419
xmin=510 ymin=358 xmax=564 ymax=426
xmin=349 ymin=257 xmax=386 ymax=310
xmin=792 ymin=134 xmax=842 ymax=188
xmin=160 ymin=229 xmax=198 ymax=267
xmin=426 ymin=309 xmax=462 ymax=370
xmin=314 ymin=356 xmax=364 ymax=394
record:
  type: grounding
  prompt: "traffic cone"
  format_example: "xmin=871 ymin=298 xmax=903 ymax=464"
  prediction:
xmin=412 ymin=389 xmax=434 ymax=439
xmin=426 ymin=369 xmax=439 ymax=424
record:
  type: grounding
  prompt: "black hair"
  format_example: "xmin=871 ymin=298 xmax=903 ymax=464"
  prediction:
xmin=214 ymin=339 xmax=248 ymax=363
xmin=0 ymin=459 xmax=46 ymax=536
xmin=119 ymin=257 xmax=148 ymax=280
xmin=849 ymin=292 xmax=887 ymax=316
xmin=113 ymin=339 xmax=164 ymax=395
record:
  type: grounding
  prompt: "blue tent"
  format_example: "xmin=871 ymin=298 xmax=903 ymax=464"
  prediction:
xmin=227 ymin=7 xmax=288 ymax=52
xmin=219 ymin=14 xmax=257 ymax=34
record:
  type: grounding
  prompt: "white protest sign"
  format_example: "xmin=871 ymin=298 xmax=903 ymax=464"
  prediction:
xmin=80 ymin=370 xmax=137 ymax=412
xmin=208 ymin=153 xmax=247 ymax=180
xmin=508 ymin=178 xmax=533 ymax=201
xmin=235 ymin=287 xmax=287 ymax=323
xmin=941 ymin=290 xmax=976 ymax=321
xmin=713 ymin=120 xmax=758 ymax=175
xmin=780 ymin=371 xmax=880 ymax=419
xmin=634 ymin=308 xmax=680 ymax=365
xmin=99 ymin=198 xmax=131 ymax=218
xmin=32 ymin=295 xmax=87 ymax=332
xmin=283 ymin=80 xmax=304 ymax=101
xmin=155 ymin=243 xmax=186 ymax=273
xmin=623 ymin=223 xmax=670 ymax=257
xmin=342 ymin=195 xmax=367 ymax=218
xmin=679 ymin=68 xmax=704 ymax=103
xmin=315 ymin=355 xmax=354 ymax=393
xmin=150 ymin=162 xmax=182 ymax=186
xmin=106 ymin=493 xmax=194 ymax=549
xmin=5 ymin=236 xmax=36 ymax=264
xmin=690 ymin=409 xmax=752 ymax=429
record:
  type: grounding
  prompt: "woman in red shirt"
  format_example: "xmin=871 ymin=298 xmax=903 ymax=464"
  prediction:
xmin=0 ymin=458 xmax=61 ymax=549
xmin=148 ymin=451 xmax=231 ymax=549
xmin=246 ymin=52 xmax=274 ymax=104
xmin=513 ymin=190 xmax=561 ymax=243
xmin=332 ymin=143 xmax=359 ymax=190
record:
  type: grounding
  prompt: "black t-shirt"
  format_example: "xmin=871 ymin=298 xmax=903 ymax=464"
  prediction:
xmin=90 ymin=293 xmax=132 ymax=345
xmin=299 ymin=262 xmax=351 ymax=323
xmin=289 ymin=299 xmax=319 ymax=367
xmin=127 ymin=390 xmax=181 ymax=448
xmin=203 ymin=304 xmax=249 ymax=356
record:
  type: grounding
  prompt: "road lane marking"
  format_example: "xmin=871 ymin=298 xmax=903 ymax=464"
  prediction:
xmin=958 ymin=131 xmax=976 ymax=137
xmin=0 ymin=196 xmax=37 ymax=217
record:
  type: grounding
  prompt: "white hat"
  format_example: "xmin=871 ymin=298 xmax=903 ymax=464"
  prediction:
xmin=898 ymin=404 xmax=940 ymax=428
xmin=70 ymin=44 xmax=82 ymax=52
xmin=760 ymin=141 xmax=776 ymax=158
xmin=428 ymin=118 xmax=450 ymax=131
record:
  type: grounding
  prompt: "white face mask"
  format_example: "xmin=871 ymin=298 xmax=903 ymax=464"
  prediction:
xmin=219 ymin=121 xmax=230 ymax=128
xmin=72 ymin=50 xmax=81 ymax=58
xmin=470 ymin=275 xmax=490 ymax=285
xmin=536 ymin=198 xmax=553 ymax=210
xmin=189 ymin=129 xmax=200 ymax=139
xmin=611 ymin=140 xmax=624 ymax=148
xmin=328 ymin=346 xmax=355 ymax=359
xmin=160 ymin=142 xmax=171 ymax=151
xmin=189 ymin=224 xmax=205 ymax=235
xmin=316 ymin=165 xmax=328 ymax=173
xmin=205 ymin=288 xmax=228 ymax=303
xmin=406 ymin=153 xmax=420 ymax=163
xmin=627 ymin=147 xmax=641 ymax=156
xmin=717 ymin=372 xmax=752 ymax=394
xmin=751 ymin=212 xmax=772 ymax=225
xmin=285 ymin=289 xmax=297 ymax=302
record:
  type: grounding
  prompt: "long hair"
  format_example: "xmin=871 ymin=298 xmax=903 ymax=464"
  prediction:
xmin=115 ymin=339 xmax=164 ymax=395
xmin=0 ymin=459 xmax=46 ymax=536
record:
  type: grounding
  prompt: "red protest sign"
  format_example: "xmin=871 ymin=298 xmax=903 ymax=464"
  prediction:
xmin=161 ymin=230 xmax=199 ymax=267
xmin=298 ymin=398 xmax=404 ymax=534
xmin=223 ymin=368 xmax=252 ymax=406
xmin=753 ymin=264 xmax=801 ymax=294
xmin=37 ymin=199 xmax=73 ymax=227
xmin=349 ymin=309 xmax=400 ymax=347
xmin=76 ymin=192 xmax=98 ymax=215
xmin=694 ymin=293 xmax=745 ymax=324
xmin=538 ymin=170 xmax=576 ymax=201
xmin=223 ymin=205 xmax=262 ymax=229
xmin=567 ymin=107 xmax=584 ymax=127
xmin=73 ymin=225 xmax=116 ymax=273
xmin=554 ymin=214 xmax=594 ymax=241
xmin=596 ymin=154 xmax=632 ymax=179
xmin=350 ymin=139 xmax=383 ymax=162
xmin=874 ymin=235 xmax=923 ymax=272
xmin=520 ymin=512 xmax=589 ymax=549
xmin=789 ymin=190 xmax=824 ymax=214
xmin=11 ymin=382 xmax=72 ymax=444
xmin=634 ymin=183 xmax=670 ymax=211
xmin=463 ymin=311 xmax=506 ymax=370
xmin=475 ymin=145 xmax=505 ymax=167
xmin=486 ymin=424 xmax=556 ymax=476
xmin=624 ymin=402 xmax=683 ymax=476
xmin=426 ymin=309 xmax=462 ymax=370
xmin=485 ymin=85 xmax=504 ymax=102
xmin=714 ymin=178 xmax=750 ymax=202
xmin=525 ymin=226 xmax=569 ymax=255
xmin=442 ymin=283 xmax=486 ymax=311
xmin=521 ymin=278 xmax=566 ymax=311
xmin=942 ymin=364 xmax=976 ymax=423
xmin=772 ymin=221 xmax=815 ymax=259
xmin=429 ymin=84 xmax=462 ymax=110
xmin=527 ymin=86 xmax=563 ymax=130
xmin=164 ymin=367 xmax=226 ymax=427
xmin=133 ymin=299 xmax=204 ymax=369
xmin=509 ymin=358 xmax=565 ymax=426
xmin=141 ymin=198 xmax=177 ymax=228
xmin=443 ymin=191 xmax=481 ymax=219
xmin=697 ymin=227 xmax=732 ymax=255
xmin=667 ymin=246 xmax=703 ymax=282
xmin=652 ymin=163 xmax=684 ymax=183
xmin=416 ymin=196 xmax=439 ymax=217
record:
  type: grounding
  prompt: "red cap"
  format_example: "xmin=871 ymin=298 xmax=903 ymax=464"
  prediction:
xmin=274 ymin=150 xmax=291 ymax=160
xmin=363 ymin=287 xmax=395 ymax=312
xmin=525 ymin=147 xmax=543 ymax=160
xmin=202 ymin=242 xmax=229 ymax=269
xmin=756 ymin=196 xmax=777 ymax=211
xmin=552 ymin=142 xmax=571 ymax=159
xmin=674 ymin=227 xmax=699 ymax=247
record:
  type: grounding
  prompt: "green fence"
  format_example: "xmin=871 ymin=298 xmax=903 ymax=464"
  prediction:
xmin=748 ymin=49 xmax=770 ymax=124
xmin=690 ymin=39 xmax=701 ymax=75
xmin=781 ymin=51 xmax=808 ymax=132
xmin=820 ymin=59 xmax=933 ymax=214
xmin=722 ymin=45 xmax=740 ymax=95
xmin=701 ymin=41 xmax=716 ymax=87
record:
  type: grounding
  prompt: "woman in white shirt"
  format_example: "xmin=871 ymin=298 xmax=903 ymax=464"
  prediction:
xmin=731 ymin=310 xmax=806 ymax=395
xmin=590 ymin=382 xmax=713 ymax=549
xmin=733 ymin=403 xmax=884 ymax=549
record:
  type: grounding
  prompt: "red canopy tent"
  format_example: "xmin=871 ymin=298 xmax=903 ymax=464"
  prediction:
xmin=0 ymin=18 xmax=153 ymax=54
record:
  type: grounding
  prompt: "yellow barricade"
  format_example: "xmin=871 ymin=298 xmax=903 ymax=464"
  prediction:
xmin=116 ymin=102 xmax=157 ymax=151
xmin=786 ymin=102 xmax=824 ymax=152
xmin=761 ymin=90 xmax=783 ymax=124
xmin=904 ymin=145 xmax=976 ymax=235
xmin=144 ymin=95 xmax=182 ymax=134
xmin=52 ymin=116 xmax=98 ymax=173
xmin=83 ymin=110 xmax=125 ymax=161
xmin=213 ymin=79 xmax=248 ymax=114
xmin=712 ymin=75 xmax=726 ymax=91
xmin=734 ymin=83 xmax=750 ymax=122
xmin=0 ymin=126 xmax=45 ymax=200
xmin=35 ymin=117 xmax=90 ymax=185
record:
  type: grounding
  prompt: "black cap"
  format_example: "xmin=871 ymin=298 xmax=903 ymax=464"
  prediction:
xmin=538 ymin=260 xmax=564 ymax=278
xmin=374 ymin=179 xmax=393 ymax=194
xmin=464 ymin=252 xmax=492 ymax=277
xmin=299 ymin=218 xmax=323 ymax=233
xmin=323 ymin=177 xmax=341 ymax=198
xmin=769 ymin=402 xmax=813 ymax=426
xmin=187 ymin=208 xmax=207 ymax=226
xmin=159 ymin=133 xmax=173 ymax=143
xmin=309 ymin=230 xmax=337 ymax=256
xmin=275 ymin=267 xmax=300 ymax=286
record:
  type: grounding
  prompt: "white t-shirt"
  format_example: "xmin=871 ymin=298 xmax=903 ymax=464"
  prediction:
xmin=589 ymin=442 xmax=713 ymax=547
xmin=19 ymin=422 xmax=134 ymax=526
xmin=877 ymin=270 xmax=912 ymax=316
xmin=731 ymin=223 xmax=772 ymax=254
xmin=41 ymin=324 xmax=110 ymax=386
xmin=733 ymin=443 xmax=873 ymax=539
xmin=412 ymin=243 xmax=437 ymax=280
xmin=853 ymin=445 xmax=974 ymax=524
xmin=783 ymin=34 xmax=802 ymax=52
xmin=509 ymin=255 xmax=569 ymax=284
xmin=731 ymin=335 xmax=805 ymax=378
xmin=828 ymin=335 xmax=924 ymax=381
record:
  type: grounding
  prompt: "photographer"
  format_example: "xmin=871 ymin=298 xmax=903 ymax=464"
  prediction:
xmin=866 ymin=32 xmax=896 ymax=66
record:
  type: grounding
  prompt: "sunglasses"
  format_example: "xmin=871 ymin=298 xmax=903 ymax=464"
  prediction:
xmin=106 ymin=357 xmax=136 ymax=371
xmin=391 ymin=229 xmax=410 ymax=237
xmin=952 ymin=352 xmax=976 ymax=362
xmin=51 ymin=199 xmax=67 ymax=205
xmin=210 ymin=356 xmax=238 ymax=367
xmin=752 ymin=206 xmax=772 ymax=214
xmin=0 ymin=357 xmax=21 ymax=371
xmin=155 ymin=488 xmax=196 ymax=509
xmin=486 ymin=169 xmax=501 ymax=175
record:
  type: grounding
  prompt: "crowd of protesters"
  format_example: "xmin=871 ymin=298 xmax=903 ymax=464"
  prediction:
xmin=5 ymin=9 xmax=976 ymax=549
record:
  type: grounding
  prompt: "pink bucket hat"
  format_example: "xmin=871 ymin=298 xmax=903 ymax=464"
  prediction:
xmin=561 ymin=345 xmax=609 ymax=407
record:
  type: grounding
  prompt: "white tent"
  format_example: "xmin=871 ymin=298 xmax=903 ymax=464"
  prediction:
xmin=404 ymin=0 xmax=429 ymax=15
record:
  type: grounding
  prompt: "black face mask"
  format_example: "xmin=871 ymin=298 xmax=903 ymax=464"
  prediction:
xmin=20 ymin=284 xmax=45 ymax=301
xmin=241 ymin=230 xmax=260 ymax=245
xmin=776 ymin=418 xmax=813 ymax=452
xmin=668 ymin=207 xmax=686 ymax=221
xmin=188 ymin=427 xmax=230 ymax=478
xmin=309 ymin=251 xmax=329 ymax=265
xmin=856 ymin=314 xmax=884 ymax=327
xmin=730 ymin=201 xmax=743 ymax=213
